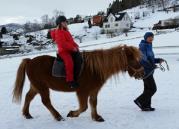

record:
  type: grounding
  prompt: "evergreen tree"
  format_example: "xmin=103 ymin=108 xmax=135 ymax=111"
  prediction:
xmin=107 ymin=0 xmax=142 ymax=14
xmin=0 ymin=32 xmax=2 ymax=38
xmin=1 ymin=27 xmax=7 ymax=34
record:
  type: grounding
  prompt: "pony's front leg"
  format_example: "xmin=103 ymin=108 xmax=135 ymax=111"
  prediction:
xmin=89 ymin=90 xmax=105 ymax=122
xmin=67 ymin=92 xmax=88 ymax=118
xmin=39 ymin=88 xmax=64 ymax=121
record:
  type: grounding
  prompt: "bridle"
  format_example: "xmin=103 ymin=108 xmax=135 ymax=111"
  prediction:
xmin=127 ymin=65 xmax=144 ymax=79
xmin=121 ymin=46 xmax=145 ymax=79
xmin=121 ymin=45 xmax=169 ymax=80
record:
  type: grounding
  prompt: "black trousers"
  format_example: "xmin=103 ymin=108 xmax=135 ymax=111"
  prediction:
xmin=136 ymin=75 xmax=157 ymax=108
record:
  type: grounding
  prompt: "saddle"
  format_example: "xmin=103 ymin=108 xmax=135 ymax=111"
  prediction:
xmin=52 ymin=52 xmax=83 ymax=80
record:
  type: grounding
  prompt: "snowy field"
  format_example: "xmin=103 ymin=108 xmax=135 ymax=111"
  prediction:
xmin=0 ymin=38 xmax=179 ymax=129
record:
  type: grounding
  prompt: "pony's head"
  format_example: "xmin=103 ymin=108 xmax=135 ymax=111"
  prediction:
xmin=123 ymin=45 xmax=144 ymax=79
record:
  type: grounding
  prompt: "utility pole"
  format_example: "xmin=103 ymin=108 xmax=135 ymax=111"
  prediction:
xmin=161 ymin=0 xmax=165 ymax=11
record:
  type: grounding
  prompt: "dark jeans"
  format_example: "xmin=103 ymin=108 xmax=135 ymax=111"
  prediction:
xmin=136 ymin=75 xmax=157 ymax=108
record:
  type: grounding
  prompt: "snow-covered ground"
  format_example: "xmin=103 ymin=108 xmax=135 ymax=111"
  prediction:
xmin=124 ymin=6 xmax=179 ymax=28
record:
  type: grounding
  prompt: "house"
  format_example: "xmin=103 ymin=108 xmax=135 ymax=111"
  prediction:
xmin=103 ymin=12 xmax=132 ymax=33
xmin=92 ymin=15 xmax=104 ymax=26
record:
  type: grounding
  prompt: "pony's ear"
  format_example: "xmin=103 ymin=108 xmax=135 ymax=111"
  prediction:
xmin=124 ymin=45 xmax=133 ymax=56
xmin=121 ymin=45 xmax=127 ymax=51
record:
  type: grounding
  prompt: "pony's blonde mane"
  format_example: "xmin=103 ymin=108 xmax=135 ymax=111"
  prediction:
xmin=83 ymin=45 xmax=141 ymax=81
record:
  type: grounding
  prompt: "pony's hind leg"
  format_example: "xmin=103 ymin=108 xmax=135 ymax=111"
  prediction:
xmin=67 ymin=92 xmax=88 ymax=118
xmin=39 ymin=87 xmax=64 ymax=121
xmin=22 ymin=85 xmax=37 ymax=119
xmin=89 ymin=89 xmax=105 ymax=122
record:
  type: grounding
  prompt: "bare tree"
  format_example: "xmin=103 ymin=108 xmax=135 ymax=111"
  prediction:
xmin=24 ymin=21 xmax=32 ymax=33
xmin=41 ymin=14 xmax=49 ymax=25
xmin=53 ymin=9 xmax=65 ymax=19
xmin=24 ymin=20 xmax=42 ymax=33
xmin=142 ymin=0 xmax=170 ymax=10
xmin=160 ymin=0 xmax=165 ymax=10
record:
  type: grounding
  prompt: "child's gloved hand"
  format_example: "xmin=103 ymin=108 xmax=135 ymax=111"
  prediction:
xmin=73 ymin=48 xmax=78 ymax=52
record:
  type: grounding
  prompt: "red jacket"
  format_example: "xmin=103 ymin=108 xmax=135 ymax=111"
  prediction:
xmin=50 ymin=29 xmax=79 ymax=53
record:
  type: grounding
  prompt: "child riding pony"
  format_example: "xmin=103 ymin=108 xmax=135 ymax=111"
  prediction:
xmin=50 ymin=16 xmax=79 ymax=88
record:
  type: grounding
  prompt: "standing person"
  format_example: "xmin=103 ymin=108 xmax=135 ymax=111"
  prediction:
xmin=134 ymin=32 xmax=164 ymax=111
xmin=50 ymin=16 xmax=79 ymax=88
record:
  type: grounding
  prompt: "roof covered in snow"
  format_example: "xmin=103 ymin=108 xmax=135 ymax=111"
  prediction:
xmin=103 ymin=12 xmax=127 ymax=23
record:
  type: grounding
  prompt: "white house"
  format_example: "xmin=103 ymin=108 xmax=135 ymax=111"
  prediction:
xmin=103 ymin=12 xmax=132 ymax=33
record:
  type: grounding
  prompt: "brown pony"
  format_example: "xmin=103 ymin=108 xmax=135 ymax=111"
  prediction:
xmin=12 ymin=45 xmax=144 ymax=122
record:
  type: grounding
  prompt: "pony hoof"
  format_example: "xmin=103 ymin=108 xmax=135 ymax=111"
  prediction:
xmin=56 ymin=116 xmax=65 ymax=121
xmin=94 ymin=116 xmax=105 ymax=122
xmin=24 ymin=114 xmax=33 ymax=119
xmin=67 ymin=111 xmax=73 ymax=117
xmin=67 ymin=111 xmax=79 ymax=118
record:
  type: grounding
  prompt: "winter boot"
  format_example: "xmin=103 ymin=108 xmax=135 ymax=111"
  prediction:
xmin=142 ymin=107 xmax=155 ymax=111
xmin=134 ymin=99 xmax=143 ymax=110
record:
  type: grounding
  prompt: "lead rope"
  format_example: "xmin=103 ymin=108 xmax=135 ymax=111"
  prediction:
xmin=157 ymin=59 xmax=170 ymax=72
xmin=140 ymin=60 xmax=170 ymax=80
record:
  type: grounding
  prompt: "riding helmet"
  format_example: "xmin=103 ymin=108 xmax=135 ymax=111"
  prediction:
xmin=56 ymin=16 xmax=67 ymax=26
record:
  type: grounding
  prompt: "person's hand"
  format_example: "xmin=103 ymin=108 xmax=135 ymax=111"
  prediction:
xmin=159 ymin=58 xmax=165 ymax=64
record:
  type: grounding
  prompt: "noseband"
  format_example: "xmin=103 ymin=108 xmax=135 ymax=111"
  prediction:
xmin=121 ymin=46 xmax=144 ymax=79
xmin=127 ymin=66 xmax=144 ymax=79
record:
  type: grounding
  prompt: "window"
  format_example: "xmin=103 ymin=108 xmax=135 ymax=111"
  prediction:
xmin=126 ymin=17 xmax=128 ymax=21
xmin=110 ymin=17 xmax=114 ymax=22
xmin=124 ymin=15 xmax=129 ymax=21
xmin=105 ymin=24 xmax=110 ymax=28
xmin=115 ymin=23 xmax=118 ymax=27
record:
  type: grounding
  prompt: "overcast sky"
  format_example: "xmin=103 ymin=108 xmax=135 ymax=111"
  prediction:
xmin=0 ymin=0 xmax=113 ymax=25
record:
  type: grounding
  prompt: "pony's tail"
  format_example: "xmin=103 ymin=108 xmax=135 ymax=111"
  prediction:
xmin=12 ymin=58 xmax=31 ymax=103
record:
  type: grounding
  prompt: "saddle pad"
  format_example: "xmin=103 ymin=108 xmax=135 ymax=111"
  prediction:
xmin=52 ymin=52 xmax=83 ymax=79
xmin=52 ymin=59 xmax=66 ymax=78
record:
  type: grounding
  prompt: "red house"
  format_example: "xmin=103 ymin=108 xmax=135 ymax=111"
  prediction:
xmin=92 ymin=15 xmax=104 ymax=26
